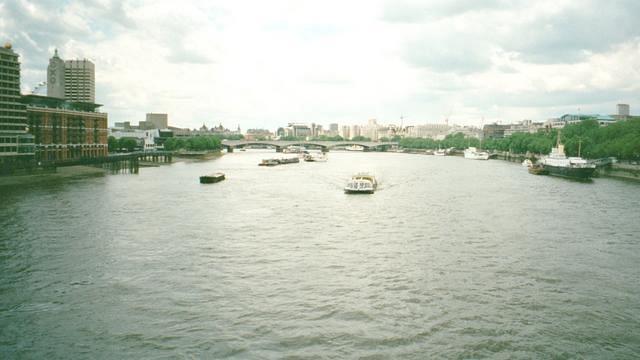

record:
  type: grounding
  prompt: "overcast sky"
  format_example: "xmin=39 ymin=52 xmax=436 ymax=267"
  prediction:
xmin=1 ymin=0 xmax=639 ymax=130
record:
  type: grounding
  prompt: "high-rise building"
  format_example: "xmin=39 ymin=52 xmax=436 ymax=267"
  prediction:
xmin=47 ymin=49 xmax=65 ymax=98
xmin=0 ymin=42 xmax=34 ymax=170
xmin=47 ymin=50 xmax=95 ymax=103
xmin=617 ymin=104 xmax=630 ymax=117
xmin=64 ymin=59 xmax=95 ymax=102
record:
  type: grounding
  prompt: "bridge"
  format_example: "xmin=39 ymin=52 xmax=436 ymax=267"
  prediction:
xmin=221 ymin=140 xmax=398 ymax=152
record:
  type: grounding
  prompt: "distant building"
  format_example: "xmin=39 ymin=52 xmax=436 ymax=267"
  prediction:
xmin=406 ymin=124 xmax=450 ymax=139
xmin=109 ymin=128 xmax=159 ymax=151
xmin=145 ymin=113 xmax=168 ymax=129
xmin=617 ymin=104 xmax=630 ymax=117
xmin=559 ymin=114 xmax=616 ymax=127
xmin=339 ymin=125 xmax=350 ymax=139
xmin=483 ymin=123 xmax=510 ymax=139
xmin=285 ymin=123 xmax=311 ymax=138
xmin=350 ymin=125 xmax=361 ymax=139
xmin=0 ymin=42 xmax=35 ymax=170
xmin=245 ymin=128 xmax=273 ymax=140
xmin=22 ymin=95 xmax=108 ymax=161
xmin=329 ymin=123 xmax=339 ymax=136
xmin=503 ymin=120 xmax=545 ymax=137
xmin=47 ymin=50 xmax=95 ymax=103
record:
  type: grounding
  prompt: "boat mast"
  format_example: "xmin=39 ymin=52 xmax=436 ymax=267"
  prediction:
xmin=578 ymin=138 xmax=582 ymax=157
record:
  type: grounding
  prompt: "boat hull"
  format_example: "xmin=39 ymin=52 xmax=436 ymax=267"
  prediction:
xmin=344 ymin=189 xmax=374 ymax=194
xmin=199 ymin=174 xmax=225 ymax=183
xmin=542 ymin=165 xmax=596 ymax=179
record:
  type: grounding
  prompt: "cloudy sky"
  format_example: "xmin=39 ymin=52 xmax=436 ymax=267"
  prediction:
xmin=1 ymin=0 xmax=639 ymax=130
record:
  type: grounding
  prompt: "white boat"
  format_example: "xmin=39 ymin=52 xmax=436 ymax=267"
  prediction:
xmin=522 ymin=159 xmax=533 ymax=167
xmin=433 ymin=149 xmax=447 ymax=156
xmin=464 ymin=147 xmax=489 ymax=160
xmin=344 ymin=145 xmax=364 ymax=151
xmin=283 ymin=145 xmax=306 ymax=153
xmin=303 ymin=153 xmax=328 ymax=162
xmin=540 ymin=136 xmax=596 ymax=180
xmin=344 ymin=173 xmax=377 ymax=194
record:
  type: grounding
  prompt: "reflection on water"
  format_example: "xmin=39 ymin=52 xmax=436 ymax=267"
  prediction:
xmin=1 ymin=150 xmax=639 ymax=358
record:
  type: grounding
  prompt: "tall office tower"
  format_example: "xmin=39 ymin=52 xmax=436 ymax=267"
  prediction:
xmin=64 ymin=59 xmax=95 ymax=102
xmin=47 ymin=50 xmax=95 ymax=103
xmin=617 ymin=104 xmax=630 ymax=117
xmin=0 ymin=42 xmax=34 ymax=167
xmin=47 ymin=49 xmax=65 ymax=98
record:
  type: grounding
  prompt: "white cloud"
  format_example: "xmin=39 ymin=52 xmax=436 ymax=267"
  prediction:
xmin=1 ymin=0 xmax=638 ymax=129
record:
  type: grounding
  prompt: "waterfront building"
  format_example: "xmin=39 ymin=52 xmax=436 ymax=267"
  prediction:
xmin=503 ymin=120 xmax=545 ymax=137
xmin=339 ymin=125 xmax=350 ymax=140
xmin=245 ymin=128 xmax=274 ymax=140
xmin=284 ymin=123 xmax=311 ymax=138
xmin=483 ymin=123 xmax=510 ymax=139
xmin=47 ymin=50 xmax=95 ymax=103
xmin=350 ymin=125 xmax=361 ymax=139
xmin=0 ymin=42 xmax=35 ymax=171
xmin=109 ymin=128 xmax=159 ymax=151
xmin=329 ymin=123 xmax=339 ymax=136
xmin=22 ymin=95 xmax=107 ymax=161
xmin=361 ymin=119 xmax=379 ymax=140
xmin=450 ymin=125 xmax=482 ymax=139
xmin=406 ymin=124 xmax=450 ymax=139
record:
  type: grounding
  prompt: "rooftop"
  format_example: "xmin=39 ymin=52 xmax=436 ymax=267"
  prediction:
xmin=20 ymin=94 xmax=103 ymax=113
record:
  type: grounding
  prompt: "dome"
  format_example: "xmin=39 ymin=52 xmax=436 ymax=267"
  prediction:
xmin=3 ymin=42 xmax=12 ymax=49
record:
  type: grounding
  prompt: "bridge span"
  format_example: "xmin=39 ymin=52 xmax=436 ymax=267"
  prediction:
xmin=221 ymin=140 xmax=398 ymax=152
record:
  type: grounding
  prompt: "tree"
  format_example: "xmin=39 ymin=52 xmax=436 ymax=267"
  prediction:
xmin=108 ymin=136 xmax=118 ymax=152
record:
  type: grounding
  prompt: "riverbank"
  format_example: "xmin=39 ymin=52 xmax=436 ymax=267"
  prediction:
xmin=598 ymin=162 xmax=640 ymax=182
xmin=0 ymin=165 xmax=106 ymax=187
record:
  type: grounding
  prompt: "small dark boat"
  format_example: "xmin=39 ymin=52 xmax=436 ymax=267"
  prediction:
xmin=199 ymin=172 xmax=225 ymax=183
xmin=528 ymin=164 xmax=548 ymax=175
xmin=259 ymin=159 xmax=280 ymax=166
xmin=278 ymin=157 xmax=300 ymax=164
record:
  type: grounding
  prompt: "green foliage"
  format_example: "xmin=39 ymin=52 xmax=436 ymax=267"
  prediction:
xmin=164 ymin=136 xmax=222 ymax=151
xmin=108 ymin=136 xmax=118 ymax=152
xmin=280 ymin=135 xmax=306 ymax=141
xmin=399 ymin=132 xmax=479 ymax=150
xmin=108 ymin=136 xmax=139 ymax=152
xmin=398 ymin=119 xmax=640 ymax=160
xmin=311 ymin=135 xmax=344 ymax=141
xmin=351 ymin=135 xmax=371 ymax=141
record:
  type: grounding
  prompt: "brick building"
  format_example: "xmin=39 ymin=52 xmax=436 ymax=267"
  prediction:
xmin=21 ymin=95 xmax=108 ymax=162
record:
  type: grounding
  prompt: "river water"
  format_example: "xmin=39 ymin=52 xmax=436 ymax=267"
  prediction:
xmin=1 ymin=150 xmax=639 ymax=359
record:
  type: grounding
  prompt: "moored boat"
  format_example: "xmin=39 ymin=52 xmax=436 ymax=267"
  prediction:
xmin=344 ymin=173 xmax=377 ymax=194
xmin=528 ymin=164 xmax=548 ymax=175
xmin=303 ymin=153 xmax=328 ymax=162
xmin=278 ymin=157 xmax=300 ymax=164
xmin=259 ymin=159 xmax=280 ymax=166
xmin=433 ymin=149 xmax=447 ymax=156
xmin=540 ymin=135 xmax=596 ymax=180
xmin=464 ymin=147 xmax=490 ymax=160
xmin=199 ymin=172 xmax=225 ymax=183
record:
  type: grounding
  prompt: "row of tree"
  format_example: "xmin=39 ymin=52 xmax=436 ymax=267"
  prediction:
xmin=279 ymin=135 xmax=374 ymax=142
xmin=399 ymin=119 xmax=640 ymax=160
xmin=108 ymin=137 xmax=138 ymax=152
xmin=163 ymin=136 xmax=223 ymax=151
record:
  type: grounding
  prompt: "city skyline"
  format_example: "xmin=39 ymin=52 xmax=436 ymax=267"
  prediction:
xmin=1 ymin=0 xmax=639 ymax=129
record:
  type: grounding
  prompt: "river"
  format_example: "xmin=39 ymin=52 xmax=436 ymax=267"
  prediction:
xmin=1 ymin=150 xmax=639 ymax=358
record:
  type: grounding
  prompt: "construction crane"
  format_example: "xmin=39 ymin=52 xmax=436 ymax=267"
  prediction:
xmin=31 ymin=81 xmax=47 ymax=94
